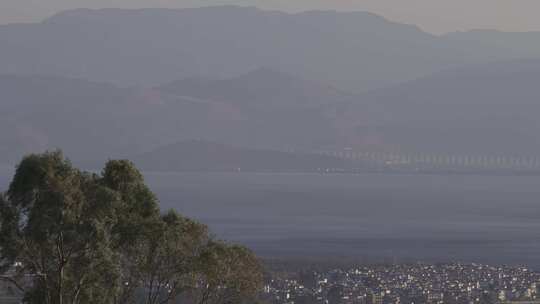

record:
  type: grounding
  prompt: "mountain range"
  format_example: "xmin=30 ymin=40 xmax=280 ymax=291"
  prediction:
xmin=0 ymin=69 xmax=341 ymax=165
xmin=332 ymin=59 xmax=540 ymax=156
xmin=2 ymin=7 xmax=540 ymax=168
xmin=4 ymin=58 xmax=540 ymax=167
xmin=130 ymin=140 xmax=350 ymax=172
xmin=2 ymin=6 xmax=540 ymax=92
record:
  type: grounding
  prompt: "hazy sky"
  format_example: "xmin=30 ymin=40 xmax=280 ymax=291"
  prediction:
xmin=1 ymin=0 xmax=540 ymax=34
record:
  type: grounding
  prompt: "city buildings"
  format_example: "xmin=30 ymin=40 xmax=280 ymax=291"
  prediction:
xmin=262 ymin=263 xmax=540 ymax=304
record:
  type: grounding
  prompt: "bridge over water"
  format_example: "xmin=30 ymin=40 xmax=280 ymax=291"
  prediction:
xmin=316 ymin=151 xmax=540 ymax=171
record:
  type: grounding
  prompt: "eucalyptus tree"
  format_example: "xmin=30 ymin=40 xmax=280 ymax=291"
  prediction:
xmin=194 ymin=241 xmax=263 ymax=304
xmin=0 ymin=152 xmax=263 ymax=304
xmin=135 ymin=210 xmax=209 ymax=304
xmin=0 ymin=151 xmax=120 ymax=304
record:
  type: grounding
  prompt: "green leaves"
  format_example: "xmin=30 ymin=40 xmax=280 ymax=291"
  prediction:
xmin=8 ymin=151 xmax=72 ymax=209
xmin=0 ymin=193 xmax=20 ymax=273
xmin=195 ymin=241 xmax=263 ymax=304
xmin=0 ymin=151 xmax=263 ymax=304
xmin=1 ymin=151 xmax=122 ymax=304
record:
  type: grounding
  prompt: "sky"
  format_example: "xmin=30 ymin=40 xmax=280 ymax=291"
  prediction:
xmin=1 ymin=0 xmax=540 ymax=34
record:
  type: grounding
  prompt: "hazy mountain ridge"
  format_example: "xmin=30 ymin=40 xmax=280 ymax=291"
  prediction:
xmin=131 ymin=140 xmax=350 ymax=172
xmin=3 ymin=6 xmax=540 ymax=165
xmin=443 ymin=29 xmax=540 ymax=57
xmin=0 ymin=74 xmax=134 ymax=161
xmin=4 ymin=58 xmax=540 ymax=166
xmin=333 ymin=59 xmax=540 ymax=155
xmin=2 ymin=6 xmax=539 ymax=92
xmin=158 ymin=67 xmax=353 ymax=108
xmin=0 ymin=71 xmax=341 ymax=165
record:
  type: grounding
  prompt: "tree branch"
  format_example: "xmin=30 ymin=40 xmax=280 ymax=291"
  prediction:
xmin=0 ymin=275 xmax=26 ymax=293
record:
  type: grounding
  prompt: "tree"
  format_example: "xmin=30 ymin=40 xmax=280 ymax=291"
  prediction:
xmin=136 ymin=210 xmax=209 ymax=304
xmin=194 ymin=241 xmax=263 ymax=304
xmin=0 ymin=151 xmax=119 ymax=304
xmin=99 ymin=160 xmax=162 ymax=304
xmin=0 ymin=152 xmax=263 ymax=304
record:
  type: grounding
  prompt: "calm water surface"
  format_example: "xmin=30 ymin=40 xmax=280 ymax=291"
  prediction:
xmin=2 ymin=170 xmax=539 ymax=267
xmin=145 ymin=172 xmax=540 ymax=267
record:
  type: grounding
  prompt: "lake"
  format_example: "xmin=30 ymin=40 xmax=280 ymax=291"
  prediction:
xmin=2 ymin=170 xmax=540 ymax=268
xmin=144 ymin=172 xmax=540 ymax=268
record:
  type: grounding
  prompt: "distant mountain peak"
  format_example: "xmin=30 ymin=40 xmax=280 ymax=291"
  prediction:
xmin=157 ymin=66 xmax=351 ymax=108
xmin=3 ymin=4 xmax=540 ymax=92
xmin=44 ymin=6 xmax=268 ymax=24
xmin=233 ymin=67 xmax=299 ymax=86
xmin=297 ymin=9 xmax=393 ymax=24
xmin=133 ymin=140 xmax=349 ymax=172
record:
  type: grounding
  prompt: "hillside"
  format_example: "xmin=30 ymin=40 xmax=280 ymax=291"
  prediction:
xmin=4 ymin=58 xmax=540 ymax=166
xmin=158 ymin=67 xmax=352 ymax=109
xmin=0 ymin=72 xmax=342 ymax=165
xmin=1 ymin=6 xmax=539 ymax=92
xmin=333 ymin=59 xmax=540 ymax=156
xmin=0 ymin=75 xmax=135 ymax=162
xmin=131 ymin=140 xmax=350 ymax=172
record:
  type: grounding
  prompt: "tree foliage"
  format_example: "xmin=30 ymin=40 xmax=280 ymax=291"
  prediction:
xmin=0 ymin=151 xmax=263 ymax=304
xmin=194 ymin=242 xmax=263 ymax=304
